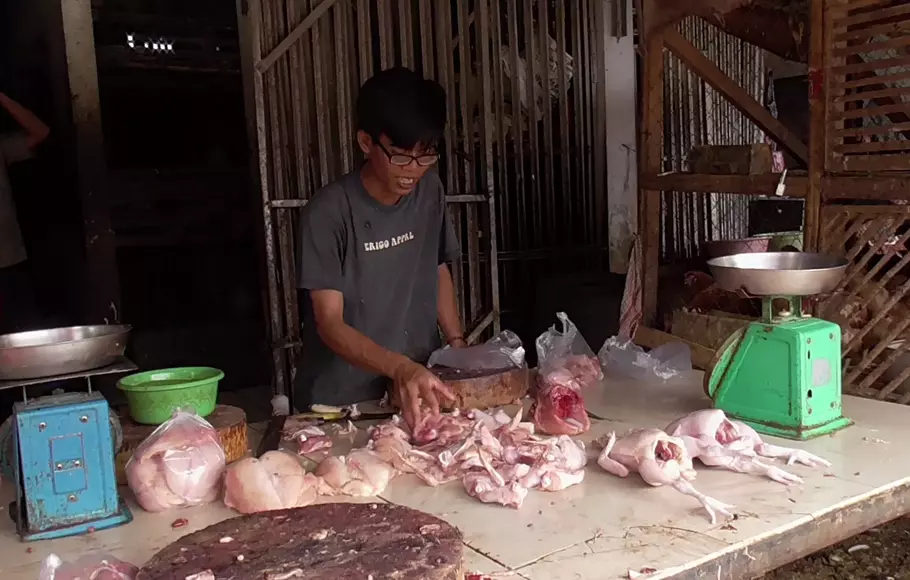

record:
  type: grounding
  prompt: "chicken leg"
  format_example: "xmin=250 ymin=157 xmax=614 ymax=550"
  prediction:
xmin=679 ymin=435 xmax=803 ymax=485
xmin=732 ymin=421 xmax=831 ymax=468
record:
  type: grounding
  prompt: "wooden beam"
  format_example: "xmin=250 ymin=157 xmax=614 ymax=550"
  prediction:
xmin=62 ymin=0 xmax=120 ymax=322
xmin=640 ymin=29 xmax=664 ymax=328
xmin=640 ymin=171 xmax=808 ymax=197
xmin=823 ymin=174 xmax=910 ymax=201
xmin=603 ymin=0 xmax=638 ymax=273
xmin=664 ymin=28 xmax=810 ymax=165
xmin=804 ymin=0 xmax=825 ymax=252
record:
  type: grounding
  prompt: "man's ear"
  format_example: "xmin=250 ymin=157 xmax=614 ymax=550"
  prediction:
xmin=356 ymin=130 xmax=372 ymax=156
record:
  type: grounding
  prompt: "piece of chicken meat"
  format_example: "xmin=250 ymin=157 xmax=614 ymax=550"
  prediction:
xmin=223 ymin=451 xmax=320 ymax=514
xmin=665 ymin=409 xmax=830 ymax=485
xmin=315 ymin=449 xmax=397 ymax=497
xmin=597 ymin=428 xmax=735 ymax=524
xmin=533 ymin=369 xmax=591 ymax=436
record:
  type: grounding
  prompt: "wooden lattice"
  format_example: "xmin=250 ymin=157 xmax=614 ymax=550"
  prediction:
xmin=824 ymin=0 xmax=910 ymax=172
xmin=819 ymin=204 xmax=910 ymax=403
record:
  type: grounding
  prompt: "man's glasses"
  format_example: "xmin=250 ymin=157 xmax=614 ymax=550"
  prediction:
xmin=377 ymin=142 xmax=439 ymax=167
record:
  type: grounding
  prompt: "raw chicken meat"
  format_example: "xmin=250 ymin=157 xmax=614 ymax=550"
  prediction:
xmin=126 ymin=410 xmax=226 ymax=513
xmin=533 ymin=369 xmax=591 ymax=436
xmin=411 ymin=409 xmax=476 ymax=448
xmin=596 ymin=428 xmax=735 ymax=524
xmin=535 ymin=312 xmax=604 ymax=390
xmin=38 ymin=553 xmax=138 ymax=580
xmin=223 ymin=451 xmax=320 ymax=514
xmin=367 ymin=416 xmax=416 ymax=473
xmin=388 ymin=406 xmax=588 ymax=509
xmin=281 ymin=417 xmax=334 ymax=456
xmin=665 ymin=409 xmax=830 ymax=485
xmin=555 ymin=354 xmax=604 ymax=389
xmin=315 ymin=449 xmax=397 ymax=497
xmin=292 ymin=425 xmax=333 ymax=455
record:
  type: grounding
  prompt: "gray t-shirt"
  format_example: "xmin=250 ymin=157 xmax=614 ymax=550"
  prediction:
xmin=0 ymin=133 xmax=31 ymax=269
xmin=295 ymin=167 xmax=460 ymax=407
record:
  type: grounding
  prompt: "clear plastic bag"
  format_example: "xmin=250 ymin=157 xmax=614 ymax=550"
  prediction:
xmin=427 ymin=330 xmax=526 ymax=370
xmin=598 ymin=335 xmax=692 ymax=381
xmin=125 ymin=409 xmax=226 ymax=513
xmin=535 ymin=312 xmax=603 ymax=389
xmin=39 ymin=553 xmax=138 ymax=580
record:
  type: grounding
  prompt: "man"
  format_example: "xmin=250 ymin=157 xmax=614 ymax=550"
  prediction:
xmin=296 ymin=67 xmax=463 ymax=430
xmin=0 ymin=91 xmax=49 ymax=335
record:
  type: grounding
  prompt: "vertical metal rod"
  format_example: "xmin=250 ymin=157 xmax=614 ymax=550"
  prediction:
xmin=335 ymin=0 xmax=353 ymax=172
xmin=251 ymin=0 xmax=287 ymax=398
xmin=399 ymin=0 xmax=415 ymax=68
xmin=537 ymin=0 xmax=555 ymax=243
xmin=507 ymin=0 xmax=526 ymax=253
xmin=522 ymin=0 xmax=542 ymax=244
xmin=555 ymin=0 xmax=570 ymax=242
xmin=418 ymin=0 xmax=435 ymax=78
xmin=357 ymin=0 xmax=373 ymax=83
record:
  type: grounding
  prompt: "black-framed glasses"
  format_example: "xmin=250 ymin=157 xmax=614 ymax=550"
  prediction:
xmin=377 ymin=142 xmax=439 ymax=167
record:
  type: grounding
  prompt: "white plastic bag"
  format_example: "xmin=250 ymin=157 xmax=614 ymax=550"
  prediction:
xmin=427 ymin=330 xmax=526 ymax=370
xmin=125 ymin=409 xmax=226 ymax=513
xmin=535 ymin=312 xmax=603 ymax=389
xmin=39 ymin=553 xmax=138 ymax=580
xmin=598 ymin=335 xmax=692 ymax=381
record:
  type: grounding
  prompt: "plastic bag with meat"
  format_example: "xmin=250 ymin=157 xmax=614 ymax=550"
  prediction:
xmin=126 ymin=409 xmax=226 ymax=513
xmin=38 ymin=553 xmax=138 ymax=580
xmin=534 ymin=312 xmax=603 ymax=389
xmin=532 ymin=313 xmax=599 ymax=436
xmin=427 ymin=330 xmax=526 ymax=371
xmin=533 ymin=368 xmax=591 ymax=436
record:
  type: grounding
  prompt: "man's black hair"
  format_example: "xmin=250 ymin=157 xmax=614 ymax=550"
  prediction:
xmin=356 ymin=66 xmax=446 ymax=151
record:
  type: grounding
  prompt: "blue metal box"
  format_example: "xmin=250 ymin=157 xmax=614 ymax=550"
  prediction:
xmin=12 ymin=391 xmax=131 ymax=541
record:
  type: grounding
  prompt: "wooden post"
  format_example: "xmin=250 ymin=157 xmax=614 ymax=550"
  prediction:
xmin=603 ymin=0 xmax=639 ymax=274
xmin=61 ymin=0 xmax=119 ymax=322
xmin=640 ymin=28 xmax=664 ymax=327
xmin=805 ymin=0 xmax=826 ymax=252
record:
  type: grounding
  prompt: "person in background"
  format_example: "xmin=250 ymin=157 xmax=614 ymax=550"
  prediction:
xmin=0 ymin=91 xmax=49 ymax=335
xmin=295 ymin=67 xmax=463 ymax=430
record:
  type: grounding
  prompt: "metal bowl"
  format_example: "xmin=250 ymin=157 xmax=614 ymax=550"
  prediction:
xmin=0 ymin=325 xmax=131 ymax=381
xmin=707 ymin=252 xmax=848 ymax=296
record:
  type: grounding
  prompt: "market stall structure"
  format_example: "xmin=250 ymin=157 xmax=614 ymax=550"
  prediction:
xmin=1 ymin=0 xmax=909 ymax=578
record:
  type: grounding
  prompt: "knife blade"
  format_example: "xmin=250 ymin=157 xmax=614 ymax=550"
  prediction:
xmin=255 ymin=414 xmax=288 ymax=458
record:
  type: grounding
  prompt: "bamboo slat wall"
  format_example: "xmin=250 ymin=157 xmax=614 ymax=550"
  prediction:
xmin=659 ymin=17 xmax=769 ymax=263
xmin=823 ymin=0 xmax=910 ymax=173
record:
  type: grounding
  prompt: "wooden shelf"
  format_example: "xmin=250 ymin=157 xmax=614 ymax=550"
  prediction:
xmin=640 ymin=171 xmax=808 ymax=198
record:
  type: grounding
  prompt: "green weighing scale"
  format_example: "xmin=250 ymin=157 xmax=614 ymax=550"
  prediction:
xmin=703 ymin=252 xmax=853 ymax=441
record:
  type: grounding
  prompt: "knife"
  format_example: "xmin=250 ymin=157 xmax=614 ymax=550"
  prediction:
xmin=255 ymin=414 xmax=288 ymax=458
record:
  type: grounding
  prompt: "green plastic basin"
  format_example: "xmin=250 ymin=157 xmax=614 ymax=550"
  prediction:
xmin=117 ymin=367 xmax=223 ymax=425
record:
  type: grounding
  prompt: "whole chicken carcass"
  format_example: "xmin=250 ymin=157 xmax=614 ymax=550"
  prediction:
xmin=666 ymin=409 xmax=830 ymax=485
xmin=223 ymin=451 xmax=320 ymax=514
xmin=533 ymin=369 xmax=591 ymax=436
xmin=597 ymin=428 xmax=735 ymax=524
xmin=126 ymin=411 xmax=226 ymax=513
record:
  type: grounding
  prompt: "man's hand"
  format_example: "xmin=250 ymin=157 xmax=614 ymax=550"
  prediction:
xmin=449 ymin=337 xmax=467 ymax=349
xmin=392 ymin=360 xmax=455 ymax=429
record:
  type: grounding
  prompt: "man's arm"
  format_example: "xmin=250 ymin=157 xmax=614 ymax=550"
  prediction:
xmin=309 ymin=289 xmax=411 ymax=380
xmin=0 ymin=93 xmax=49 ymax=152
xmin=437 ymin=264 xmax=464 ymax=346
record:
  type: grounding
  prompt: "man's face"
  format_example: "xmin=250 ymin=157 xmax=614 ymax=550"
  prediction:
xmin=357 ymin=131 xmax=438 ymax=196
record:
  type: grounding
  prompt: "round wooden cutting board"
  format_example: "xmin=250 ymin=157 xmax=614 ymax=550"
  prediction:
xmin=136 ymin=503 xmax=464 ymax=580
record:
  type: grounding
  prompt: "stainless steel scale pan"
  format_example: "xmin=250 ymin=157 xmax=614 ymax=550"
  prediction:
xmin=0 ymin=325 xmax=131 ymax=381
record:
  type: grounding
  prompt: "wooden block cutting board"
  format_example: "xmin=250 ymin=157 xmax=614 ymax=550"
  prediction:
xmin=390 ymin=366 xmax=530 ymax=411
